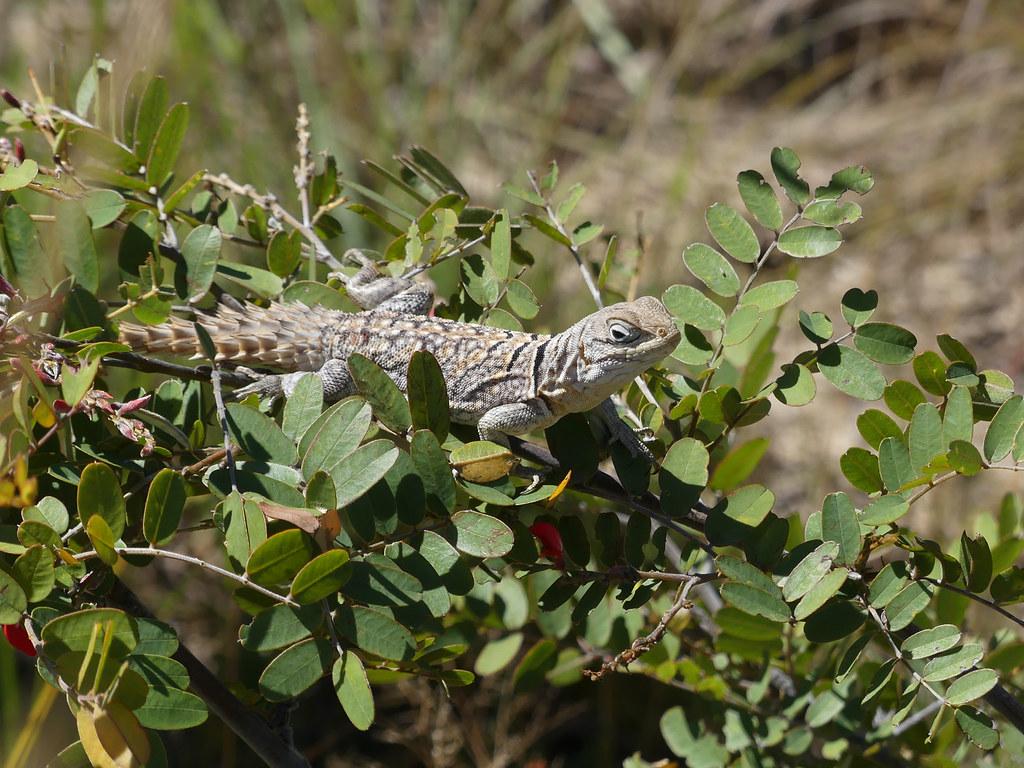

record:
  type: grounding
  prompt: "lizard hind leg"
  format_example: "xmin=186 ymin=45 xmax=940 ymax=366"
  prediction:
xmin=341 ymin=251 xmax=434 ymax=315
xmin=234 ymin=359 xmax=356 ymax=405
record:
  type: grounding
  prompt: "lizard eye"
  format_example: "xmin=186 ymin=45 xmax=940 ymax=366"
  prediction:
xmin=608 ymin=321 xmax=640 ymax=344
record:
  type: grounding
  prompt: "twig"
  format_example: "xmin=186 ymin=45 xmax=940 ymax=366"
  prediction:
xmin=921 ymin=577 xmax=1024 ymax=631
xmin=73 ymin=547 xmax=298 ymax=607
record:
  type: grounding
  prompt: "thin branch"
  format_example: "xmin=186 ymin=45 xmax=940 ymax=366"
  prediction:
xmin=73 ymin=547 xmax=297 ymax=607
xmin=921 ymin=577 xmax=1024 ymax=632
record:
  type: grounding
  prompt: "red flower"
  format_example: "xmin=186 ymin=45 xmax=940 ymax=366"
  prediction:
xmin=529 ymin=521 xmax=564 ymax=567
xmin=3 ymin=623 xmax=37 ymax=657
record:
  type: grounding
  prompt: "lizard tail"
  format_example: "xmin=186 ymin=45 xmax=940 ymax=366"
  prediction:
xmin=118 ymin=302 xmax=334 ymax=370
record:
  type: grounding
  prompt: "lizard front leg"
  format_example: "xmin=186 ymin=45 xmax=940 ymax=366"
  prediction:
xmin=234 ymin=359 xmax=355 ymax=404
xmin=476 ymin=399 xmax=557 ymax=446
xmin=342 ymin=251 xmax=434 ymax=315
xmin=590 ymin=398 xmax=655 ymax=460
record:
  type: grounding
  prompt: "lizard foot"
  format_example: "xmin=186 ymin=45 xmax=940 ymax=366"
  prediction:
xmin=233 ymin=367 xmax=285 ymax=404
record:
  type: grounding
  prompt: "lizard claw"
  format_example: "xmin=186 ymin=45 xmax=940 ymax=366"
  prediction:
xmin=233 ymin=367 xmax=284 ymax=404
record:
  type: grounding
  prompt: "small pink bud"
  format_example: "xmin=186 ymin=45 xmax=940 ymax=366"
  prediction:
xmin=116 ymin=394 xmax=151 ymax=415
xmin=13 ymin=137 xmax=24 ymax=163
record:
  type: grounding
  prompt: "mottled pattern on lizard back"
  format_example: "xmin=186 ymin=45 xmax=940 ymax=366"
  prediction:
xmin=120 ymin=303 xmax=550 ymax=420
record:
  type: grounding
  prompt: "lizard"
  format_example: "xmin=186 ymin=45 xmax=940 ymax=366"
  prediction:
xmin=118 ymin=256 xmax=681 ymax=457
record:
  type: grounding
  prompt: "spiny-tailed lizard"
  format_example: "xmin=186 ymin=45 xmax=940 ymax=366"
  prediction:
xmin=119 ymin=258 xmax=680 ymax=456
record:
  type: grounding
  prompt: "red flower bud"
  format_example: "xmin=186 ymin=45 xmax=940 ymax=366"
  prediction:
xmin=116 ymin=394 xmax=151 ymax=415
xmin=0 ymin=272 xmax=15 ymax=298
xmin=52 ymin=399 xmax=72 ymax=414
xmin=1 ymin=89 xmax=21 ymax=109
xmin=3 ymin=623 xmax=37 ymax=657
xmin=529 ymin=521 xmax=564 ymax=566
xmin=13 ymin=137 xmax=24 ymax=163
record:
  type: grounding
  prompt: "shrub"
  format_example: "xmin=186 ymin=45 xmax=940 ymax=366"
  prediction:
xmin=1 ymin=62 xmax=1022 ymax=767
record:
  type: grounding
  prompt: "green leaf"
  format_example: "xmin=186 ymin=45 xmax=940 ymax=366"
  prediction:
xmin=662 ymin=284 xmax=726 ymax=331
xmin=222 ymin=493 xmax=267 ymax=568
xmin=739 ymin=280 xmax=799 ymax=312
xmin=407 ymin=350 xmax=450 ymax=442
xmin=777 ymin=226 xmax=842 ymax=258
xmin=799 ymin=310 xmax=834 ymax=344
xmin=821 ymin=492 xmax=861 ymax=566
xmin=722 ymin=305 xmax=761 ymax=347
xmin=913 ymin=351 xmax=951 ymax=396
xmin=301 ymin=399 xmax=372 ymax=480
xmin=990 ymin=566 xmax=1024 ymax=604
xmin=451 ymin=511 xmax=514 ymax=558
xmin=266 ymin=230 xmax=302 ymax=277
xmin=720 ymin=582 xmax=790 ymax=622
xmin=818 ymin=344 xmax=886 ymax=401
xmin=984 ymin=395 xmax=1024 ymax=462
xmin=215 ymin=261 xmax=284 ymax=298
xmin=955 ymin=706 xmax=998 ymax=750
xmin=449 ymin=440 xmax=516 ymax=483
xmin=884 ymin=380 xmax=926 ymax=421
xmin=490 ymin=209 xmax=512 ymax=280
xmin=878 ymin=436 xmax=915 ymax=492
xmin=475 ymin=632 xmax=523 ymax=676
xmin=78 ymin=462 xmax=126 ymax=541
xmin=948 ymin=440 xmax=984 ymax=476
xmin=782 ymin=541 xmax=840 ymax=602
xmin=3 ymin=205 xmax=49 ymax=295
xmin=660 ymin=438 xmax=709 ymax=515
xmin=959 ymin=533 xmax=993 ymax=593
xmin=12 ymin=545 xmax=55 ymax=603
xmin=0 ymin=158 xmax=38 ymax=191
xmin=505 ymin=279 xmax=540 ymax=319
xmin=923 ymin=643 xmax=984 ymax=682
xmin=774 ymin=363 xmax=816 ymax=407
xmin=348 ymin=353 xmax=412 ymax=434
xmin=335 ymin=604 xmax=415 ymax=661
xmin=246 ymin=529 xmax=317 ymax=587
xmin=333 ymin=651 xmax=374 ymax=731
xmin=24 ymin=497 xmax=70 ymax=535
xmin=142 ymin=469 xmax=186 ymax=546
xmin=282 ymin=375 xmax=324 ymax=443
xmin=908 ymin=403 xmax=944 ymax=472
xmin=794 ymin=568 xmax=849 ymax=621
xmin=513 ymin=638 xmax=558 ymax=692
xmin=61 ymin=357 xmax=100 ymax=407
xmin=840 ymin=448 xmax=882 ymax=493
xmin=710 ymin=438 xmax=768 ymax=492
xmin=840 ymin=288 xmax=878 ymax=328
xmin=179 ymin=225 xmax=221 ymax=302
xmin=240 ymin=604 xmax=322 ymax=651
xmin=41 ymin=607 xmax=137 ymax=659
xmin=817 ymin=165 xmax=874 ymax=197
xmin=705 ymin=203 xmax=759 ymax=263
xmin=146 ymin=102 xmax=190 ymax=187
xmin=682 ymin=243 xmax=741 ymax=297
xmin=885 ymin=581 xmax=932 ymax=631
xmin=857 ymin=409 xmax=903 ymax=450
xmin=410 ymin=430 xmax=456 ymax=514
xmin=901 ymin=625 xmax=961 ymax=660
xmin=869 ymin=562 xmax=910 ymax=608
xmin=860 ymin=495 xmax=909 ymax=526
xmin=802 ymin=199 xmax=862 ymax=226
xmin=803 ymin=601 xmax=865 ymax=643
xmin=225 ymin=403 xmax=298 ymax=466
xmin=737 ymin=170 xmax=783 ymax=230
xmin=329 ymin=440 xmax=399 ymax=508
xmin=854 ymin=323 xmax=917 ymax=365
xmin=133 ymin=76 xmax=168 ymax=160
xmin=258 ymin=637 xmax=333 ymax=702
xmin=56 ymin=201 xmax=99 ymax=293
xmin=289 ymin=549 xmax=351 ymax=604
xmin=946 ymin=668 xmax=998 ymax=706
xmin=942 ymin=386 xmax=973 ymax=447
xmin=80 ymin=189 xmax=126 ymax=229
xmin=135 ymin=686 xmax=208 ymax=731
xmin=87 ymin=514 xmax=119 ymax=569
xmin=0 ymin=568 xmax=28 ymax=624
xmin=936 ymin=333 xmax=977 ymax=368
xmin=770 ymin=147 xmax=811 ymax=206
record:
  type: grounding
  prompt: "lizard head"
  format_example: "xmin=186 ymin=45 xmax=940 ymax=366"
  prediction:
xmin=574 ymin=296 xmax=680 ymax=390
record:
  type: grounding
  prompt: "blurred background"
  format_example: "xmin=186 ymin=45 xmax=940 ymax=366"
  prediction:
xmin=1 ymin=1 xmax=1022 ymax=765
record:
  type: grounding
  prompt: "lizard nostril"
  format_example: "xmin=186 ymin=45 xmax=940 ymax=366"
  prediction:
xmin=657 ymin=328 xmax=666 ymax=337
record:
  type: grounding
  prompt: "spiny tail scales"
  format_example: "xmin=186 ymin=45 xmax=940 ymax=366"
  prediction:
xmin=118 ymin=302 xmax=338 ymax=370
